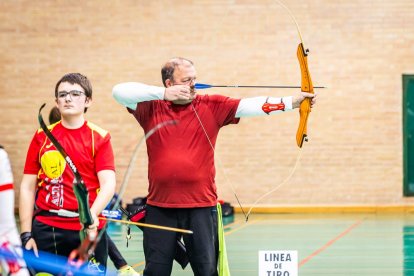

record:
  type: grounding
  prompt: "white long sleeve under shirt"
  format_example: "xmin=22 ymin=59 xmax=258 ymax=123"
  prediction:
xmin=112 ymin=82 xmax=294 ymax=117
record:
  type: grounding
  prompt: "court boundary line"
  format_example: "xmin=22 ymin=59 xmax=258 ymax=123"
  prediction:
xmin=298 ymin=218 xmax=365 ymax=267
xmin=131 ymin=215 xmax=366 ymax=272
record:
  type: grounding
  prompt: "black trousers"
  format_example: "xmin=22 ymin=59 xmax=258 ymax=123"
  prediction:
xmin=28 ymin=218 xmax=108 ymax=275
xmin=143 ymin=205 xmax=218 ymax=276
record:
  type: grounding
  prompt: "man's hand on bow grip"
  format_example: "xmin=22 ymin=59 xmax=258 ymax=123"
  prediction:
xmin=293 ymin=92 xmax=317 ymax=109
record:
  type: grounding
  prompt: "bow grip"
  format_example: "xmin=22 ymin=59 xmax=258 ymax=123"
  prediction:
xmin=73 ymin=181 xmax=94 ymax=240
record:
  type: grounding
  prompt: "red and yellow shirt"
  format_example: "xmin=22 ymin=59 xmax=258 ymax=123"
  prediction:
xmin=24 ymin=121 xmax=115 ymax=230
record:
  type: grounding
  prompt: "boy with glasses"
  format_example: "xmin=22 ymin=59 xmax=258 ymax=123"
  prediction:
xmin=19 ymin=73 xmax=116 ymax=274
xmin=47 ymin=106 xmax=140 ymax=276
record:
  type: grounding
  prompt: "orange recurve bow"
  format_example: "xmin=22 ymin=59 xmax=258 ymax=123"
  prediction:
xmin=244 ymin=2 xmax=316 ymax=220
xmin=275 ymin=0 xmax=315 ymax=148
xmin=296 ymin=42 xmax=314 ymax=147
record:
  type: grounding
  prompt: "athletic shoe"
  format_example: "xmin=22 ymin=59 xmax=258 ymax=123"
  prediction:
xmin=118 ymin=265 xmax=140 ymax=275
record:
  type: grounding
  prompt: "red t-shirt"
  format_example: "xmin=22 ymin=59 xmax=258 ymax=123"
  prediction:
xmin=128 ymin=94 xmax=240 ymax=208
xmin=24 ymin=121 xmax=115 ymax=230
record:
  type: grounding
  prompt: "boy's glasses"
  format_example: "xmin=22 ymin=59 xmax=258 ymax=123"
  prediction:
xmin=57 ymin=90 xmax=85 ymax=100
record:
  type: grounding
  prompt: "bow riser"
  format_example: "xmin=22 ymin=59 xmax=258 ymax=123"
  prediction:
xmin=296 ymin=43 xmax=314 ymax=147
xmin=73 ymin=183 xmax=93 ymax=240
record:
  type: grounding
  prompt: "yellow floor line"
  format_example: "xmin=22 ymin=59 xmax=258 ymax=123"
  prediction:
xmin=225 ymin=218 xmax=263 ymax=236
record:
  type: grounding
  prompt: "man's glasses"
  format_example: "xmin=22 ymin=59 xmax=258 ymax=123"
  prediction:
xmin=173 ymin=77 xmax=196 ymax=86
xmin=57 ymin=90 xmax=85 ymax=100
xmin=182 ymin=78 xmax=196 ymax=85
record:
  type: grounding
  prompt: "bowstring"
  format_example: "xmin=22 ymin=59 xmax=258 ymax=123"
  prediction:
xmin=188 ymin=1 xmax=308 ymax=222
xmin=190 ymin=103 xmax=248 ymax=219
xmin=240 ymin=0 xmax=311 ymax=220
xmin=245 ymin=150 xmax=302 ymax=221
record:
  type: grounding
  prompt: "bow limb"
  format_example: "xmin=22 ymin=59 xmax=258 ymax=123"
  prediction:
xmin=113 ymin=120 xmax=178 ymax=206
xmin=273 ymin=0 xmax=315 ymax=147
xmin=95 ymin=120 xmax=179 ymax=242
xmin=69 ymin=119 xmax=179 ymax=268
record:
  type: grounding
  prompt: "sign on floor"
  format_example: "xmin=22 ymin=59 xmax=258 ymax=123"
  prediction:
xmin=258 ymin=250 xmax=298 ymax=276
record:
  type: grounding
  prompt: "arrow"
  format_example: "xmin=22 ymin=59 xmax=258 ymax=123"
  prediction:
xmin=99 ymin=217 xmax=193 ymax=234
xmin=194 ymin=83 xmax=325 ymax=89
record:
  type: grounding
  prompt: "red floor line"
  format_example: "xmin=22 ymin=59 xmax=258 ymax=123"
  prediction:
xmin=299 ymin=218 xmax=364 ymax=267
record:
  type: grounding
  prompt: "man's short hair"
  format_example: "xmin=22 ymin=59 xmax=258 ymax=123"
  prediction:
xmin=161 ymin=57 xmax=194 ymax=87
